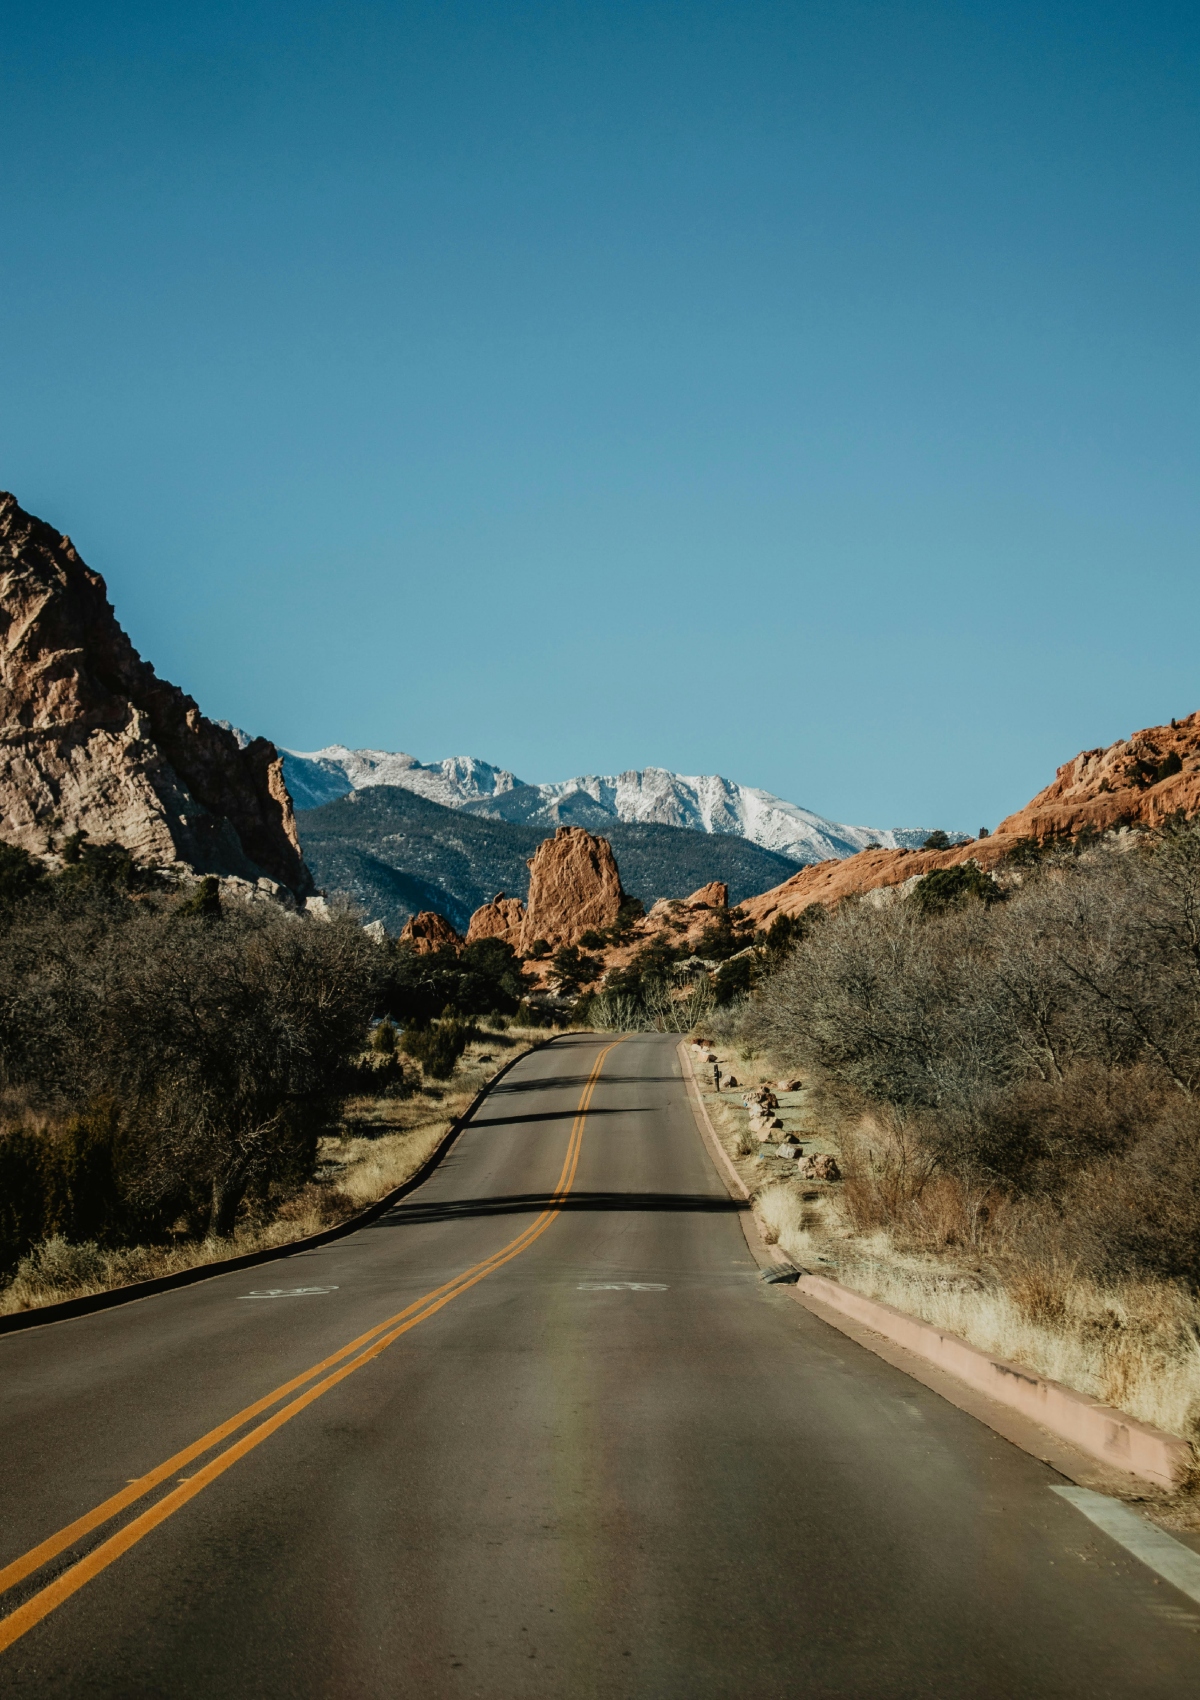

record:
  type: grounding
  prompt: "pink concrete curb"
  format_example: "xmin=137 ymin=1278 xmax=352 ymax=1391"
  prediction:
xmin=797 ymin=1274 xmax=1194 ymax=1490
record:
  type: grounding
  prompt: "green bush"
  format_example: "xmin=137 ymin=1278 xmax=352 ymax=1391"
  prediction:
xmin=0 ymin=1128 xmax=50 ymax=1273
xmin=764 ymin=908 xmax=821 ymax=958
xmin=549 ymin=945 xmax=603 ymax=995
xmin=381 ymin=937 xmax=529 ymax=1026
xmin=0 ymin=842 xmax=47 ymax=909
xmin=513 ymin=1000 xmax=558 ymax=1029
xmin=400 ymin=1017 xmax=471 ymax=1078
xmin=714 ymin=954 xmax=754 ymax=1005
xmin=175 ymin=876 xmax=221 ymax=920
xmin=911 ymin=862 xmax=1000 ymax=914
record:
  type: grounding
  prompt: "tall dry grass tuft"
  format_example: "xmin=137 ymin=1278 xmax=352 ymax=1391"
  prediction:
xmin=756 ymin=1181 xmax=827 ymax=1266
xmin=839 ymin=1114 xmax=1006 ymax=1255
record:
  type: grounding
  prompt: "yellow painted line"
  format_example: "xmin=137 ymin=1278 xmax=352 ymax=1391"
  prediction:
xmin=0 ymin=1040 xmax=620 ymax=1655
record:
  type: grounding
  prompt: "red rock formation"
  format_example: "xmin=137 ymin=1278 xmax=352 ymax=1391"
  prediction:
xmin=519 ymin=826 xmax=624 ymax=951
xmin=993 ymin=712 xmax=1200 ymax=840
xmin=0 ymin=493 xmax=311 ymax=894
xmin=740 ymin=710 xmax=1200 ymax=926
xmin=683 ymin=881 xmax=728 ymax=909
xmin=465 ymin=892 xmax=526 ymax=949
xmin=399 ymin=911 xmax=462 ymax=954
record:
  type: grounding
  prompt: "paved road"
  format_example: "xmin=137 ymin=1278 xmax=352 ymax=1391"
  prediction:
xmin=1 ymin=1032 xmax=1197 ymax=1697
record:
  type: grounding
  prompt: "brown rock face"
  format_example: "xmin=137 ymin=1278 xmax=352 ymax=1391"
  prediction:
xmin=0 ymin=493 xmax=311 ymax=895
xmin=683 ymin=881 xmax=728 ymax=909
xmin=993 ymin=712 xmax=1200 ymax=840
xmin=399 ymin=911 xmax=462 ymax=954
xmin=465 ymin=892 xmax=526 ymax=949
xmin=740 ymin=709 xmax=1200 ymax=926
xmin=520 ymin=826 xmax=624 ymax=951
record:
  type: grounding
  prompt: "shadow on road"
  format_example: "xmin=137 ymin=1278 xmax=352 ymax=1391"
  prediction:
xmin=374 ymin=1190 xmax=747 ymax=1227
xmin=471 ymin=1107 xmax=648 ymax=1129
xmin=488 ymin=1073 xmax=678 ymax=1096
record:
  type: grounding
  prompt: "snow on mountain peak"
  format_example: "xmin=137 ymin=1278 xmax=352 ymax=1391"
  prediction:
xmin=281 ymin=745 xmax=955 ymax=865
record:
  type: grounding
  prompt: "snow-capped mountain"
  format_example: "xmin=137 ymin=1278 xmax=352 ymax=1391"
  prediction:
xmin=282 ymin=745 xmax=956 ymax=866
xmin=281 ymin=746 xmax=518 ymax=813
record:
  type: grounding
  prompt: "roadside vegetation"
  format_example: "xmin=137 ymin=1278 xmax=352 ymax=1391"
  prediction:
xmin=0 ymin=843 xmax=555 ymax=1315
xmin=705 ymin=822 xmax=1200 ymax=1454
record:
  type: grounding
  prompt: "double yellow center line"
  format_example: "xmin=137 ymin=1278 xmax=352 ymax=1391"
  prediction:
xmin=0 ymin=1038 xmax=621 ymax=1656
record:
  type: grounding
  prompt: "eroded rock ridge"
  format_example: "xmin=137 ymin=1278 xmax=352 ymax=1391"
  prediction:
xmin=740 ymin=711 xmax=1200 ymax=926
xmin=0 ymin=493 xmax=311 ymax=895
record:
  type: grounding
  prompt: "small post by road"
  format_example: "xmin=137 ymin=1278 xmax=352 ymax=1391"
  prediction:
xmin=712 ymin=1062 xmax=722 ymax=1091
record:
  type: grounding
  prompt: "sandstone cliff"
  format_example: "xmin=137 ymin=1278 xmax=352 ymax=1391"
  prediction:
xmin=740 ymin=710 xmax=1200 ymax=926
xmin=399 ymin=910 xmax=463 ymax=954
xmin=0 ymin=494 xmax=311 ymax=895
xmin=520 ymin=826 xmax=624 ymax=951
xmin=465 ymin=892 xmax=526 ymax=949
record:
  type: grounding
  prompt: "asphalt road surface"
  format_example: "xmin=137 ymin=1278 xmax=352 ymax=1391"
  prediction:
xmin=1 ymin=1032 xmax=1198 ymax=1697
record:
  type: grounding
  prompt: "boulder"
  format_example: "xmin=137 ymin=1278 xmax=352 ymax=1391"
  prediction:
xmin=777 ymin=1079 xmax=804 ymax=1092
xmin=399 ymin=911 xmax=462 ymax=955
xmin=798 ymin=1154 xmax=841 ymax=1182
xmin=466 ymin=892 xmax=526 ymax=949
xmin=519 ymin=826 xmax=624 ymax=952
xmin=684 ymin=881 xmax=728 ymax=909
xmin=0 ymin=492 xmax=312 ymax=894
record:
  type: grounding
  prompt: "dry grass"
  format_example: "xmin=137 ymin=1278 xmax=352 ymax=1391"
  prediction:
xmin=828 ymin=1245 xmax=1200 ymax=1445
xmin=697 ymin=1045 xmax=1200 ymax=1454
xmin=755 ymin=1169 xmax=1200 ymax=1444
xmin=0 ymin=1027 xmax=543 ymax=1318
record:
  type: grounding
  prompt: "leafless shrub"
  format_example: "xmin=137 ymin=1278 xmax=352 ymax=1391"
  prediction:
xmin=0 ymin=880 xmax=383 ymax=1263
xmin=743 ymin=820 xmax=1200 ymax=1289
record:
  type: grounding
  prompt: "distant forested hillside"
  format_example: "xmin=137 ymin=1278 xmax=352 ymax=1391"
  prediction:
xmin=296 ymin=787 xmax=802 ymax=933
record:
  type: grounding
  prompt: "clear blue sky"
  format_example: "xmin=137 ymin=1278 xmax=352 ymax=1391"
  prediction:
xmin=2 ymin=1 xmax=1197 ymax=833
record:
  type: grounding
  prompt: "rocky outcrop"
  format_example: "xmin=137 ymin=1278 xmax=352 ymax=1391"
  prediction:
xmin=519 ymin=826 xmax=624 ymax=951
xmin=738 ymin=843 xmax=993 ymax=926
xmin=740 ymin=710 xmax=1200 ymax=926
xmin=399 ymin=910 xmax=462 ymax=954
xmin=465 ymin=892 xmax=526 ymax=949
xmin=993 ymin=712 xmax=1200 ymax=840
xmin=0 ymin=493 xmax=311 ymax=895
xmin=683 ymin=880 xmax=728 ymax=909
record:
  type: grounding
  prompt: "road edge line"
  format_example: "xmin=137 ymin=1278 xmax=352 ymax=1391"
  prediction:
xmin=1052 ymin=1486 xmax=1200 ymax=1606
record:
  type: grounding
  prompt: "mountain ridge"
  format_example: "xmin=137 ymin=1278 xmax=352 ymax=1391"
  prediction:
xmin=282 ymin=743 xmax=956 ymax=866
